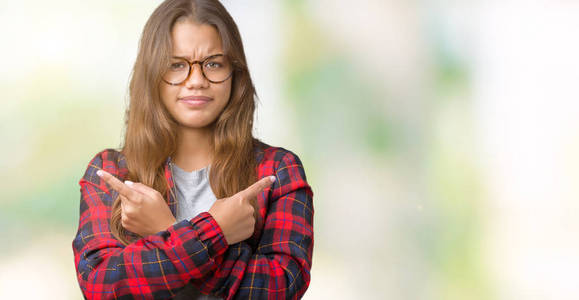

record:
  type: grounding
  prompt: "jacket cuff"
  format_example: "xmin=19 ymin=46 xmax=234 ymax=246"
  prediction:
xmin=187 ymin=212 xmax=228 ymax=258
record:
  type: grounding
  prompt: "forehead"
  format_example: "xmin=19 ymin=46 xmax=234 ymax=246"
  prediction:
xmin=171 ymin=19 xmax=223 ymax=59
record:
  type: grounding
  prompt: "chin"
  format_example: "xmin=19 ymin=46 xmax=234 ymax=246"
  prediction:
xmin=178 ymin=118 xmax=216 ymax=129
xmin=173 ymin=110 xmax=219 ymax=128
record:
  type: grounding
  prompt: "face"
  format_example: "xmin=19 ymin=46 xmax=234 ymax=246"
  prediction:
xmin=160 ymin=19 xmax=232 ymax=129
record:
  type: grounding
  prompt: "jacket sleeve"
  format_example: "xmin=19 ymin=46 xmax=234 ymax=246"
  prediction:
xmin=72 ymin=150 xmax=229 ymax=300
xmin=193 ymin=150 xmax=314 ymax=300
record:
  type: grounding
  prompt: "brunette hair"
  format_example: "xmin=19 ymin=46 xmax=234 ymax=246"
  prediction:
xmin=111 ymin=0 xmax=258 ymax=245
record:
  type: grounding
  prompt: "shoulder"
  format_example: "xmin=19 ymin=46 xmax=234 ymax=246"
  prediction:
xmin=254 ymin=139 xmax=308 ymax=181
xmin=80 ymin=148 xmax=128 ymax=188
xmin=255 ymin=139 xmax=303 ymax=165
xmin=89 ymin=148 xmax=126 ymax=167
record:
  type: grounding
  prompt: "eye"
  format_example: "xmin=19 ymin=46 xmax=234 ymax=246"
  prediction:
xmin=205 ymin=61 xmax=222 ymax=69
xmin=170 ymin=62 xmax=186 ymax=71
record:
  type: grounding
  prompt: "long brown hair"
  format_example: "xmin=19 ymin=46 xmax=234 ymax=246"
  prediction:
xmin=111 ymin=0 xmax=259 ymax=245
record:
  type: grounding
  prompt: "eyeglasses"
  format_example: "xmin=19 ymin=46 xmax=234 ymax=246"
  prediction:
xmin=162 ymin=54 xmax=233 ymax=85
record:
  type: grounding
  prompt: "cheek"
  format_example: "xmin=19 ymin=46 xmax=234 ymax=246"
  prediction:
xmin=159 ymin=84 xmax=178 ymax=107
xmin=221 ymin=81 xmax=233 ymax=103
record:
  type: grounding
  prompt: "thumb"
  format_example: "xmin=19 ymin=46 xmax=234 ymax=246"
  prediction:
xmin=125 ymin=181 xmax=161 ymax=200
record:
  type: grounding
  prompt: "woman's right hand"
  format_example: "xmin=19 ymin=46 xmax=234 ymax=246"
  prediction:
xmin=209 ymin=176 xmax=276 ymax=245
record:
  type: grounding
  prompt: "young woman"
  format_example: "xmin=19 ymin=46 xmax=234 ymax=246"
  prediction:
xmin=71 ymin=0 xmax=314 ymax=299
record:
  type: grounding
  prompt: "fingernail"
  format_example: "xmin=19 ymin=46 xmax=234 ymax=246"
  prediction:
xmin=124 ymin=180 xmax=134 ymax=186
xmin=269 ymin=176 xmax=276 ymax=183
xmin=96 ymin=170 xmax=103 ymax=177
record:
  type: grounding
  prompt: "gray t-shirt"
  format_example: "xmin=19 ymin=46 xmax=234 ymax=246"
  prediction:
xmin=170 ymin=163 xmax=221 ymax=300
xmin=172 ymin=163 xmax=217 ymax=222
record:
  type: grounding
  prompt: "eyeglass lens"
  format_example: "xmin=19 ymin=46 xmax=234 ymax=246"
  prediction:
xmin=163 ymin=55 xmax=232 ymax=84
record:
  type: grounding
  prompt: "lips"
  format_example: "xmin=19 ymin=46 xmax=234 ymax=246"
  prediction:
xmin=178 ymin=95 xmax=213 ymax=107
xmin=179 ymin=95 xmax=212 ymax=102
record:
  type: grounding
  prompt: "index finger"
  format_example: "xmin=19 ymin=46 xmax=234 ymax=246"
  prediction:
xmin=238 ymin=175 xmax=276 ymax=200
xmin=96 ymin=169 xmax=138 ymax=199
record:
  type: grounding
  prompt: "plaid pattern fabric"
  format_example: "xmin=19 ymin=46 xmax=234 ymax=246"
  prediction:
xmin=72 ymin=141 xmax=314 ymax=299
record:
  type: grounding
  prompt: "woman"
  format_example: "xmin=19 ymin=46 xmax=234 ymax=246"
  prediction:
xmin=71 ymin=0 xmax=314 ymax=299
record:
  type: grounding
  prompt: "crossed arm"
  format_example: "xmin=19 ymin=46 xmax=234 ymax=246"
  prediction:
xmin=72 ymin=150 xmax=314 ymax=299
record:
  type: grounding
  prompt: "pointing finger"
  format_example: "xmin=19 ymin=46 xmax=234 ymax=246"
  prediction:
xmin=238 ymin=176 xmax=276 ymax=201
xmin=96 ymin=169 xmax=138 ymax=199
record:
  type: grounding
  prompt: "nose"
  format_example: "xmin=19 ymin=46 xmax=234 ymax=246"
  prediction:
xmin=184 ymin=63 xmax=209 ymax=89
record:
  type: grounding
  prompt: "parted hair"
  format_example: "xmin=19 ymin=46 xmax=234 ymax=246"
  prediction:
xmin=111 ymin=0 xmax=258 ymax=245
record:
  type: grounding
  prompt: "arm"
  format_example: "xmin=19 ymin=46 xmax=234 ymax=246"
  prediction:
xmin=193 ymin=150 xmax=314 ymax=300
xmin=72 ymin=150 xmax=228 ymax=300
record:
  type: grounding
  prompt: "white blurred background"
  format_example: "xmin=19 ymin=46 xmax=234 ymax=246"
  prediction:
xmin=0 ymin=0 xmax=578 ymax=299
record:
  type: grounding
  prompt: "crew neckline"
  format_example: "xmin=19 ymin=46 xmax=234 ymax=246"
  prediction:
xmin=171 ymin=163 xmax=210 ymax=174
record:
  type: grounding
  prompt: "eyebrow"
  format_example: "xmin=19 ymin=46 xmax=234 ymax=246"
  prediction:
xmin=171 ymin=53 xmax=223 ymax=61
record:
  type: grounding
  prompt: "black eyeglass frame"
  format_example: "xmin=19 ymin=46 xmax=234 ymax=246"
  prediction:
xmin=162 ymin=54 xmax=234 ymax=85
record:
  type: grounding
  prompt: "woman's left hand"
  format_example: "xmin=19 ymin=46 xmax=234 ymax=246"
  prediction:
xmin=97 ymin=169 xmax=176 ymax=237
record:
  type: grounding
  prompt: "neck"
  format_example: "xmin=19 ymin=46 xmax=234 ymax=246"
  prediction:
xmin=173 ymin=126 xmax=214 ymax=172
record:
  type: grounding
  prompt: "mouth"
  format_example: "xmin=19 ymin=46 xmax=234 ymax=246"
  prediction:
xmin=178 ymin=95 xmax=213 ymax=106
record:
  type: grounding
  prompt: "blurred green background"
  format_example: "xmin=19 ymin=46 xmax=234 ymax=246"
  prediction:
xmin=1 ymin=0 xmax=579 ymax=299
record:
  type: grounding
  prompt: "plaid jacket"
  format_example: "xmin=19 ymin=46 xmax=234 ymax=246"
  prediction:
xmin=72 ymin=141 xmax=314 ymax=299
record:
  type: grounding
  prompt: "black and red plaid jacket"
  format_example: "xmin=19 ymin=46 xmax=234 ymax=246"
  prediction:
xmin=72 ymin=141 xmax=314 ymax=299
